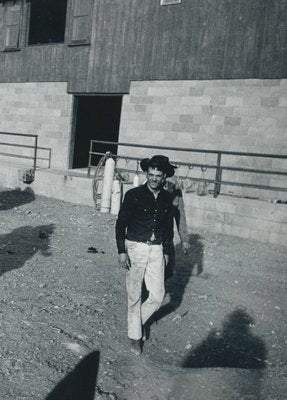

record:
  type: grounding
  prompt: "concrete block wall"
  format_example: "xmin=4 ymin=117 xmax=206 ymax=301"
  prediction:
xmin=0 ymin=82 xmax=73 ymax=170
xmin=119 ymin=79 xmax=287 ymax=202
xmin=0 ymin=163 xmax=95 ymax=207
xmin=183 ymin=193 xmax=287 ymax=247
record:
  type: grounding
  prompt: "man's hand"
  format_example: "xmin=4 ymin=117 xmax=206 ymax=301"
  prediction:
xmin=118 ymin=253 xmax=130 ymax=270
xmin=182 ymin=241 xmax=190 ymax=255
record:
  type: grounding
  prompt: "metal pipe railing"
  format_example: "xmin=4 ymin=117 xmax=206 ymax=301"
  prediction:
xmin=0 ymin=132 xmax=38 ymax=174
xmin=88 ymin=139 xmax=287 ymax=198
xmin=89 ymin=139 xmax=287 ymax=159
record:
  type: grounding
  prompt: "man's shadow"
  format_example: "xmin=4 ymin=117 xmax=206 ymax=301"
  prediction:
xmin=167 ymin=185 xmax=204 ymax=279
xmin=143 ymin=186 xmax=204 ymax=324
xmin=153 ymin=234 xmax=204 ymax=323
xmin=0 ymin=187 xmax=35 ymax=211
xmin=46 ymin=351 xmax=100 ymax=400
xmin=168 ymin=310 xmax=267 ymax=400
xmin=182 ymin=308 xmax=267 ymax=369
xmin=0 ymin=224 xmax=55 ymax=276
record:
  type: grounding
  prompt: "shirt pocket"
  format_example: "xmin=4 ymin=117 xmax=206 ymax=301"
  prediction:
xmin=136 ymin=203 xmax=151 ymax=217
xmin=158 ymin=207 xmax=169 ymax=222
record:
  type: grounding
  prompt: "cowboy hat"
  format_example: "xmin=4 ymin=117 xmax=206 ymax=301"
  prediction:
xmin=140 ymin=155 xmax=177 ymax=178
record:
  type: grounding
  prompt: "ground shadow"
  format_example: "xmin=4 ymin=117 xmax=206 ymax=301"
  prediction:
xmin=0 ymin=187 xmax=35 ymax=211
xmin=182 ymin=308 xmax=267 ymax=369
xmin=166 ymin=183 xmax=204 ymax=279
xmin=168 ymin=309 xmax=268 ymax=399
xmin=0 ymin=224 xmax=55 ymax=276
xmin=152 ymin=233 xmax=204 ymax=324
xmin=46 ymin=351 xmax=100 ymax=400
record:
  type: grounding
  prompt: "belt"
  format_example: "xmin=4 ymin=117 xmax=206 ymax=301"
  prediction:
xmin=140 ymin=240 xmax=162 ymax=246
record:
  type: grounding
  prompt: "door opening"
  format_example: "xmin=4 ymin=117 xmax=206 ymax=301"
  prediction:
xmin=72 ymin=96 xmax=122 ymax=169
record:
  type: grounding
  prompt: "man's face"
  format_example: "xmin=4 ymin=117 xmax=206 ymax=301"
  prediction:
xmin=146 ymin=167 xmax=166 ymax=191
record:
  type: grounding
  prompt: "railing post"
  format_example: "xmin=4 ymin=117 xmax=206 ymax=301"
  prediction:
xmin=33 ymin=135 xmax=38 ymax=174
xmin=87 ymin=140 xmax=93 ymax=178
xmin=214 ymin=152 xmax=222 ymax=198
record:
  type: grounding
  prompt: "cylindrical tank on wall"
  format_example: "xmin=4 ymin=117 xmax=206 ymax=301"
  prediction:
xmin=111 ymin=179 xmax=122 ymax=215
xmin=100 ymin=157 xmax=115 ymax=213
xmin=133 ymin=173 xmax=140 ymax=187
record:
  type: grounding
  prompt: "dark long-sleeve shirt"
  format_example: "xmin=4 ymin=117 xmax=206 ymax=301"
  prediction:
xmin=115 ymin=183 xmax=174 ymax=255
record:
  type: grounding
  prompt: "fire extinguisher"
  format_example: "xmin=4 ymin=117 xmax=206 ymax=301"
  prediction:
xmin=100 ymin=156 xmax=115 ymax=213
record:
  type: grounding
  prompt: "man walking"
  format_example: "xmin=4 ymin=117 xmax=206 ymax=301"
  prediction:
xmin=115 ymin=155 xmax=175 ymax=355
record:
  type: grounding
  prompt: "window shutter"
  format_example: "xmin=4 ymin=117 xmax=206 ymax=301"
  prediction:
xmin=4 ymin=2 xmax=22 ymax=50
xmin=71 ymin=0 xmax=92 ymax=44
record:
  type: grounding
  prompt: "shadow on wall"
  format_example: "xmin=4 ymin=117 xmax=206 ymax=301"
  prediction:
xmin=46 ymin=351 xmax=100 ymax=400
xmin=182 ymin=308 xmax=267 ymax=369
xmin=0 ymin=187 xmax=35 ymax=211
xmin=0 ymin=224 xmax=55 ymax=276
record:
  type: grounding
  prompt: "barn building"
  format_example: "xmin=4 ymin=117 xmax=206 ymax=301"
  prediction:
xmin=0 ymin=0 xmax=286 ymax=244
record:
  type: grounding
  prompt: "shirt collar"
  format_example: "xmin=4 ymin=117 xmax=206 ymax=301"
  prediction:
xmin=143 ymin=182 xmax=165 ymax=197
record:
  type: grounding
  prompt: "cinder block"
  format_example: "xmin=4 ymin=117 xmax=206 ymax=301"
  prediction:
xmin=261 ymin=97 xmax=279 ymax=107
xmin=179 ymin=114 xmax=194 ymax=123
xmin=277 ymin=118 xmax=287 ymax=129
xmin=152 ymin=97 xmax=167 ymax=105
xmin=233 ymin=107 xmax=260 ymax=117
xmin=244 ymin=79 xmax=262 ymax=86
xmin=215 ymin=200 xmax=236 ymax=214
xmin=189 ymin=87 xmax=204 ymax=96
xmin=151 ymin=131 xmax=165 ymax=141
xmin=270 ymin=232 xmax=287 ymax=246
xmin=278 ymin=98 xmax=287 ymax=107
xmin=238 ymin=136 xmax=256 ymax=147
xmin=199 ymin=125 xmax=216 ymax=135
xmin=249 ymin=230 xmax=271 ymax=243
xmin=210 ymin=106 xmax=235 ymax=116
xmin=145 ymin=121 xmax=171 ymax=131
xmin=224 ymin=116 xmax=241 ymax=126
xmin=204 ymin=210 xmax=224 ymax=224
xmin=262 ymin=80 xmax=281 ymax=87
xmin=134 ymin=105 xmax=147 ymax=112
xmin=181 ymin=96 xmax=211 ymax=106
xmin=130 ymin=96 xmax=153 ymax=105
xmin=121 ymin=112 xmax=149 ymax=122
xmin=216 ymin=126 xmax=246 ymax=136
xmin=209 ymin=96 xmax=227 ymax=106
xmin=224 ymin=213 xmax=256 ymax=229
xmin=231 ymin=225 xmax=250 ymax=239
xmin=242 ymin=97 xmax=261 ymax=106
xmin=235 ymin=203 xmax=254 ymax=217
xmin=172 ymin=122 xmax=199 ymax=133
xmin=226 ymin=97 xmax=243 ymax=106
xmin=148 ymin=86 xmax=189 ymax=97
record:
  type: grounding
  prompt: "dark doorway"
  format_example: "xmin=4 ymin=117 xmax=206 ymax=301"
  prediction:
xmin=72 ymin=96 xmax=122 ymax=169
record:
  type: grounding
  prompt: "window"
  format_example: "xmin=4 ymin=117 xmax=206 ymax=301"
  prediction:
xmin=28 ymin=0 xmax=68 ymax=45
xmin=3 ymin=1 xmax=22 ymax=51
xmin=70 ymin=0 xmax=93 ymax=45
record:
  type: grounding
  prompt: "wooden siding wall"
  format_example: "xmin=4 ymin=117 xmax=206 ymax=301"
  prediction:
xmin=0 ymin=0 xmax=286 ymax=93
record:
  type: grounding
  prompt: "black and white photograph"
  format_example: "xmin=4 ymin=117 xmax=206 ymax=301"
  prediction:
xmin=0 ymin=1 xmax=286 ymax=399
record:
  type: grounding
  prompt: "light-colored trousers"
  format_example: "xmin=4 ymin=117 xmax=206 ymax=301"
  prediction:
xmin=126 ymin=240 xmax=165 ymax=340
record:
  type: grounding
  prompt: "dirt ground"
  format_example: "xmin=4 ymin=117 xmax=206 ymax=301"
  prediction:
xmin=0 ymin=187 xmax=286 ymax=400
